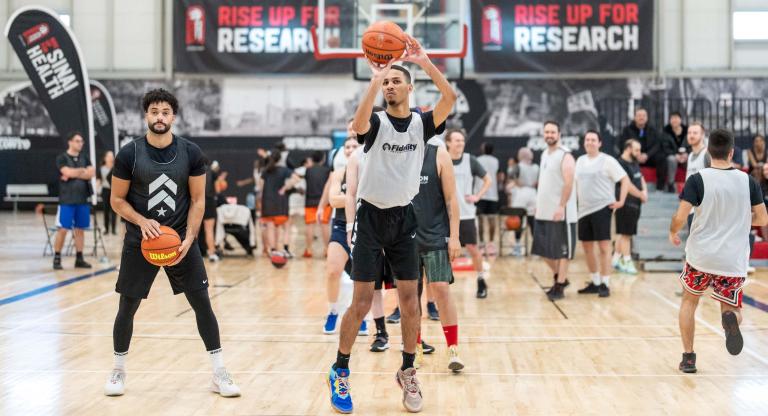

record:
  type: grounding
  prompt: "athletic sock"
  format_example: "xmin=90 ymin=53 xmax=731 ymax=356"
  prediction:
xmin=416 ymin=331 xmax=422 ymax=344
xmin=442 ymin=325 xmax=458 ymax=347
xmin=335 ymin=351 xmax=350 ymax=370
xmin=478 ymin=271 xmax=485 ymax=280
xmin=622 ymin=255 xmax=632 ymax=262
xmin=374 ymin=317 xmax=386 ymax=334
xmin=601 ymin=275 xmax=611 ymax=286
xmin=591 ymin=273 xmax=601 ymax=286
xmin=113 ymin=351 xmax=127 ymax=370
xmin=402 ymin=352 xmax=415 ymax=371
xmin=54 ymin=252 xmax=61 ymax=258
xmin=208 ymin=348 xmax=224 ymax=372
xmin=76 ymin=251 xmax=84 ymax=260
xmin=328 ymin=303 xmax=338 ymax=314
xmin=612 ymin=252 xmax=621 ymax=263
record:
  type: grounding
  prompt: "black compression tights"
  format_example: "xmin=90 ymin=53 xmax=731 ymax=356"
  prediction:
xmin=112 ymin=289 xmax=222 ymax=353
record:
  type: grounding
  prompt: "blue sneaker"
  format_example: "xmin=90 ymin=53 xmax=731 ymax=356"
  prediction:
xmin=323 ymin=313 xmax=339 ymax=334
xmin=387 ymin=307 xmax=401 ymax=324
xmin=358 ymin=320 xmax=369 ymax=336
xmin=328 ymin=366 xmax=353 ymax=413
xmin=427 ymin=302 xmax=439 ymax=321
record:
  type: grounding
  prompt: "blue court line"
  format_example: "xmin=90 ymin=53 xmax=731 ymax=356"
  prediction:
xmin=0 ymin=267 xmax=117 ymax=307
xmin=743 ymin=295 xmax=768 ymax=313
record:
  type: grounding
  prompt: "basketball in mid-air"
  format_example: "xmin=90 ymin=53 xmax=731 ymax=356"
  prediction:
xmin=362 ymin=21 xmax=406 ymax=65
xmin=141 ymin=226 xmax=182 ymax=266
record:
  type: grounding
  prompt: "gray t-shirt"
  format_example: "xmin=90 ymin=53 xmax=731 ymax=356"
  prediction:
xmin=517 ymin=163 xmax=539 ymax=188
xmin=475 ymin=155 xmax=499 ymax=201
xmin=575 ymin=153 xmax=626 ymax=219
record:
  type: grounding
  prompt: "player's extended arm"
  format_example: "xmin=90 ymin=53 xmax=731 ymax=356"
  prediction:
xmin=474 ymin=173 xmax=492 ymax=200
xmin=352 ymin=61 xmax=393 ymax=136
xmin=402 ymin=35 xmax=456 ymax=127
xmin=328 ymin=170 xmax=346 ymax=209
xmin=437 ymin=147 xmax=461 ymax=260
xmin=752 ymin=202 xmax=768 ymax=227
xmin=345 ymin=154 xmax=360 ymax=227
xmin=110 ymin=176 xmax=161 ymax=240
xmin=668 ymin=200 xmax=693 ymax=246
xmin=317 ymin=176 xmax=332 ymax=221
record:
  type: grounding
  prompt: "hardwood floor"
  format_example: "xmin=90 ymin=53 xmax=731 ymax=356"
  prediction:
xmin=1 ymin=212 xmax=767 ymax=415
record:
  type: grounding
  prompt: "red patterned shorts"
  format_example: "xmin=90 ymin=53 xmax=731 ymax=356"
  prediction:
xmin=679 ymin=263 xmax=745 ymax=307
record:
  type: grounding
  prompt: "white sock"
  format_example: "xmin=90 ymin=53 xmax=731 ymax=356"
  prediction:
xmin=601 ymin=275 xmax=611 ymax=286
xmin=328 ymin=303 xmax=338 ymax=314
xmin=209 ymin=348 xmax=225 ymax=372
xmin=591 ymin=273 xmax=600 ymax=286
xmin=478 ymin=271 xmax=485 ymax=280
xmin=612 ymin=252 xmax=621 ymax=262
xmin=622 ymin=255 xmax=632 ymax=262
xmin=113 ymin=351 xmax=127 ymax=370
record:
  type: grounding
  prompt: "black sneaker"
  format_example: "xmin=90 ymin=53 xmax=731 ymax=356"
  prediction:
xmin=598 ymin=284 xmax=610 ymax=298
xmin=722 ymin=311 xmax=743 ymax=355
xmin=370 ymin=332 xmax=390 ymax=352
xmin=421 ymin=340 xmax=435 ymax=355
xmin=547 ymin=283 xmax=564 ymax=301
xmin=679 ymin=352 xmax=697 ymax=373
xmin=74 ymin=258 xmax=92 ymax=269
xmin=53 ymin=257 xmax=63 ymax=270
xmin=577 ymin=282 xmax=600 ymax=294
xmin=476 ymin=278 xmax=488 ymax=299
xmin=427 ymin=302 xmax=439 ymax=321
xmin=387 ymin=307 xmax=401 ymax=324
xmin=553 ymin=274 xmax=571 ymax=288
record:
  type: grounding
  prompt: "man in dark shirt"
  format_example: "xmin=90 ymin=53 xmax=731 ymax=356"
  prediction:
xmin=304 ymin=151 xmax=332 ymax=257
xmin=620 ymin=108 xmax=674 ymax=191
xmin=663 ymin=112 xmax=689 ymax=193
xmin=612 ymin=139 xmax=648 ymax=274
xmin=104 ymin=89 xmax=239 ymax=398
xmin=53 ymin=132 xmax=95 ymax=270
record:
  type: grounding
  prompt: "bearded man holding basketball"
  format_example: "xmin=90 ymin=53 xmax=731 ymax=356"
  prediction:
xmin=327 ymin=31 xmax=456 ymax=413
xmin=104 ymin=89 xmax=239 ymax=398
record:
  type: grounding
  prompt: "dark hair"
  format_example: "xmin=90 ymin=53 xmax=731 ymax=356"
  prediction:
xmin=390 ymin=64 xmax=412 ymax=84
xmin=311 ymin=151 xmax=324 ymax=163
xmin=708 ymin=128 xmax=734 ymax=160
xmin=481 ymin=142 xmax=494 ymax=155
xmin=66 ymin=131 xmax=83 ymax=142
xmin=584 ymin=129 xmax=602 ymax=142
xmin=543 ymin=120 xmax=560 ymax=132
xmin=445 ymin=128 xmax=466 ymax=142
xmin=264 ymin=149 xmax=282 ymax=173
xmin=635 ymin=107 xmax=647 ymax=115
xmin=275 ymin=142 xmax=287 ymax=152
xmin=669 ymin=111 xmax=682 ymax=119
xmin=623 ymin=138 xmax=640 ymax=151
xmin=141 ymin=88 xmax=178 ymax=114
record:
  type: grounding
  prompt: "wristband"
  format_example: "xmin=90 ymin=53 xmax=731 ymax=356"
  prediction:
xmin=346 ymin=223 xmax=354 ymax=232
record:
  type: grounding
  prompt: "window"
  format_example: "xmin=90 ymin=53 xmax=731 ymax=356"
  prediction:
xmin=733 ymin=12 xmax=768 ymax=40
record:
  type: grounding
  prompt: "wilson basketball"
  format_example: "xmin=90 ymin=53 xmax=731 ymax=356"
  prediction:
xmin=505 ymin=216 xmax=522 ymax=231
xmin=271 ymin=253 xmax=288 ymax=269
xmin=362 ymin=21 xmax=406 ymax=65
xmin=141 ymin=226 xmax=182 ymax=266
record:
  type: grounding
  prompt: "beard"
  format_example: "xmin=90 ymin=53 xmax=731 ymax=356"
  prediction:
xmin=544 ymin=137 xmax=558 ymax=145
xmin=148 ymin=121 xmax=170 ymax=134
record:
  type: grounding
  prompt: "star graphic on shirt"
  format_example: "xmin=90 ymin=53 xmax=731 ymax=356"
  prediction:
xmin=157 ymin=207 xmax=167 ymax=217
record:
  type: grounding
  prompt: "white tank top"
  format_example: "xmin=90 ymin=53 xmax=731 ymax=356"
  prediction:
xmin=535 ymin=146 xmax=577 ymax=223
xmin=686 ymin=168 xmax=752 ymax=276
xmin=357 ymin=111 xmax=425 ymax=209
xmin=455 ymin=153 xmax=476 ymax=219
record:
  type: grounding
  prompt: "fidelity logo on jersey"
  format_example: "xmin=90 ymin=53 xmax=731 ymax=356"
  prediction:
xmin=148 ymin=173 xmax=178 ymax=216
xmin=186 ymin=5 xmax=206 ymax=51
xmin=23 ymin=28 xmax=79 ymax=100
xmin=382 ymin=143 xmax=418 ymax=153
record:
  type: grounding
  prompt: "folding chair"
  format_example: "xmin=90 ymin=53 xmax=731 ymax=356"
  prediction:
xmin=498 ymin=207 xmax=529 ymax=257
xmin=41 ymin=204 xmax=107 ymax=257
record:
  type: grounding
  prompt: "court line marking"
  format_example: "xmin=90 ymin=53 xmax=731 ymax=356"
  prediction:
xmin=0 ymin=290 xmax=115 ymax=338
xmin=649 ymin=289 xmax=768 ymax=367
xmin=15 ymin=321 xmax=705 ymax=328
xmin=743 ymin=294 xmax=768 ymax=313
xmin=1 ymin=369 xmax=766 ymax=378
xmin=0 ymin=271 xmax=57 ymax=291
xmin=529 ymin=272 xmax=568 ymax=319
xmin=749 ymin=279 xmax=768 ymax=289
xmin=0 ymin=267 xmax=116 ymax=307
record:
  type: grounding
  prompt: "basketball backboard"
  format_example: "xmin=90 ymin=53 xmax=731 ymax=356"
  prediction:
xmin=312 ymin=0 xmax=467 ymax=81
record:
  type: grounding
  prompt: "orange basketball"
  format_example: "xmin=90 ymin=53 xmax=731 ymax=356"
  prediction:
xmin=141 ymin=226 xmax=182 ymax=266
xmin=505 ymin=216 xmax=522 ymax=231
xmin=362 ymin=21 xmax=406 ymax=65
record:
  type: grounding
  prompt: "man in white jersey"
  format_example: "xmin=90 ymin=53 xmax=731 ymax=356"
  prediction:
xmin=475 ymin=142 xmax=501 ymax=255
xmin=532 ymin=121 xmax=577 ymax=301
xmin=670 ymin=128 xmax=767 ymax=373
xmin=445 ymin=129 xmax=492 ymax=298
xmin=574 ymin=130 xmax=630 ymax=298
xmin=327 ymin=35 xmax=455 ymax=414
xmin=684 ymin=122 xmax=710 ymax=227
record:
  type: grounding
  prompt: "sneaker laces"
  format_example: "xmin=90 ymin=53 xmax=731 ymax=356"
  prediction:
xmin=216 ymin=369 xmax=234 ymax=385
xmin=402 ymin=372 xmax=421 ymax=395
xmin=109 ymin=370 xmax=124 ymax=384
xmin=334 ymin=374 xmax=351 ymax=398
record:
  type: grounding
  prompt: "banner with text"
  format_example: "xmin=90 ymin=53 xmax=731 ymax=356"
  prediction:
xmin=174 ymin=0 xmax=349 ymax=73
xmin=471 ymin=0 xmax=654 ymax=73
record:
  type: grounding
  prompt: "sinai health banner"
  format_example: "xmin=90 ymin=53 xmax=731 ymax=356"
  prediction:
xmin=174 ymin=0 xmax=349 ymax=73
xmin=471 ymin=0 xmax=654 ymax=73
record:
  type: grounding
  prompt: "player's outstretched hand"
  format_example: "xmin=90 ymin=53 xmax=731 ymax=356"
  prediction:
xmin=402 ymin=34 xmax=429 ymax=67
xmin=139 ymin=218 xmax=162 ymax=240
xmin=669 ymin=231 xmax=681 ymax=246
xmin=169 ymin=237 xmax=194 ymax=266
xmin=367 ymin=58 xmax=394 ymax=79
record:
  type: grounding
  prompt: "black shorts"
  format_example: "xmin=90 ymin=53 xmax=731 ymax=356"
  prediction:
xmin=374 ymin=256 xmax=396 ymax=290
xmin=459 ymin=219 xmax=478 ymax=246
xmin=204 ymin=196 xmax=217 ymax=220
xmin=330 ymin=218 xmax=352 ymax=275
xmin=578 ymin=206 xmax=613 ymax=241
xmin=476 ymin=200 xmax=500 ymax=215
xmin=531 ymin=220 xmax=576 ymax=260
xmin=115 ymin=242 xmax=208 ymax=299
xmin=615 ymin=206 xmax=641 ymax=236
xmin=351 ymin=200 xmax=419 ymax=281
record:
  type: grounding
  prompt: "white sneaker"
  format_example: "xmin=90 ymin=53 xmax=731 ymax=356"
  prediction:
xmin=747 ymin=266 xmax=756 ymax=274
xmin=208 ymin=254 xmax=220 ymax=263
xmin=448 ymin=345 xmax=464 ymax=373
xmin=104 ymin=369 xmax=126 ymax=396
xmin=211 ymin=368 xmax=241 ymax=397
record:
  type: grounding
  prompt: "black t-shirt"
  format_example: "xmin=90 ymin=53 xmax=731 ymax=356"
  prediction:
xmin=261 ymin=167 xmax=293 ymax=217
xmin=681 ymin=168 xmax=763 ymax=207
xmin=452 ymin=154 xmax=487 ymax=178
xmin=305 ymin=165 xmax=331 ymax=207
xmin=56 ymin=152 xmax=92 ymax=205
xmin=113 ymin=136 xmax=206 ymax=181
xmin=616 ymin=157 xmax=643 ymax=209
xmin=357 ymin=111 xmax=446 ymax=152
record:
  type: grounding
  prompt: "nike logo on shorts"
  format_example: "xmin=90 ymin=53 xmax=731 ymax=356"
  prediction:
xmin=202 ymin=280 xmax=208 ymax=284
xmin=411 ymin=232 xmax=416 ymax=239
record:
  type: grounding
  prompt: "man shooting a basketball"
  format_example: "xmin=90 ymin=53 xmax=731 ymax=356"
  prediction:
xmin=327 ymin=34 xmax=456 ymax=413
